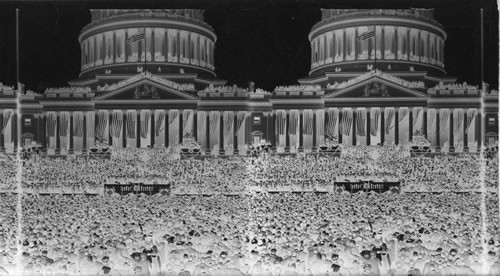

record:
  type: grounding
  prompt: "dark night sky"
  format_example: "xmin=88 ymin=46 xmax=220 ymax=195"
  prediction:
xmin=0 ymin=0 xmax=498 ymax=92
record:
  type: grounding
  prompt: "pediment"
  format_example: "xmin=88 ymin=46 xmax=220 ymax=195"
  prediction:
xmin=95 ymin=78 xmax=197 ymax=101
xmin=325 ymin=76 xmax=429 ymax=99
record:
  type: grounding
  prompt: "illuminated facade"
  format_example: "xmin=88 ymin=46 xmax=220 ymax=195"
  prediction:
xmin=0 ymin=9 xmax=497 ymax=155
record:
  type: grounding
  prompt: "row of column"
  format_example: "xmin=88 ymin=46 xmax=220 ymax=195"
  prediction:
xmin=0 ymin=107 xmax=485 ymax=154
xmin=81 ymin=28 xmax=215 ymax=70
xmin=274 ymin=107 xmax=482 ymax=153
xmin=311 ymin=26 xmax=444 ymax=67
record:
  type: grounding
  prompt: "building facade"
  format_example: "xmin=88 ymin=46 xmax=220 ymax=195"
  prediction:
xmin=0 ymin=9 xmax=497 ymax=154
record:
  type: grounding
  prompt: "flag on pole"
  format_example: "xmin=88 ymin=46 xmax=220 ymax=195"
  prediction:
xmin=128 ymin=31 xmax=145 ymax=43
xmin=358 ymin=29 xmax=375 ymax=40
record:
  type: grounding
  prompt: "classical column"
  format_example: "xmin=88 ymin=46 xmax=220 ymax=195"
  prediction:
xmin=197 ymin=35 xmax=200 ymax=63
xmin=449 ymin=109 xmax=454 ymax=152
xmin=232 ymin=111 xmax=238 ymax=154
xmin=285 ymin=110 xmax=290 ymax=152
xmin=380 ymin=109 xmax=385 ymax=145
xmin=150 ymin=110 xmax=155 ymax=148
xmin=395 ymin=108 xmax=399 ymax=145
xmin=409 ymin=107 xmax=413 ymax=141
xmin=342 ymin=30 xmax=347 ymax=60
xmin=187 ymin=32 xmax=191 ymax=62
xmin=416 ymin=31 xmax=420 ymax=62
xmin=463 ymin=110 xmax=468 ymax=152
xmin=151 ymin=29 xmax=155 ymax=62
xmin=0 ymin=112 xmax=4 ymax=152
xmin=177 ymin=31 xmax=181 ymax=61
xmin=43 ymin=113 xmax=52 ymax=151
xmin=476 ymin=111 xmax=481 ymax=151
xmin=82 ymin=113 xmax=87 ymax=153
xmin=122 ymin=110 xmax=127 ymax=148
xmin=366 ymin=108 xmax=371 ymax=145
xmin=298 ymin=110 xmax=304 ymax=152
xmin=323 ymin=34 xmax=327 ymax=62
xmin=219 ymin=111 xmax=224 ymax=155
xmin=113 ymin=31 xmax=116 ymax=63
xmin=55 ymin=112 xmax=60 ymax=154
xmin=380 ymin=27 xmax=385 ymax=62
xmin=272 ymin=111 xmax=277 ymax=151
xmin=136 ymin=110 xmax=141 ymax=148
xmin=69 ymin=112 xmax=74 ymax=154
xmin=178 ymin=110 xmax=183 ymax=144
xmin=310 ymin=41 xmax=314 ymax=64
xmin=354 ymin=28 xmax=358 ymax=60
xmin=205 ymin=111 xmax=210 ymax=154
xmin=435 ymin=109 xmax=440 ymax=152
xmin=394 ymin=27 xmax=398 ymax=58
xmin=312 ymin=111 xmax=317 ymax=152
xmin=193 ymin=111 xmax=198 ymax=141
xmin=164 ymin=30 xmax=169 ymax=60
xmin=352 ymin=108 xmax=357 ymax=146
xmin=32 ymin=115 xmax=38 ymax=145
xmin=423 ymin=108 xmax=428 ymax=138
xmin=338 ymin=109 xmax=343 ymax=144
xmin=108 ymin=111 xmax=113 ymax=146
xmin=265 ymin=112 xmax=270 ymax=143
xmin=164 ymin=109 xmax=169 ymax=148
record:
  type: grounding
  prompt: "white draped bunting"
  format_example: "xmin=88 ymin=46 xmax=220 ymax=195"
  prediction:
xmin=2 ymin=110 xmax=12 ymax=135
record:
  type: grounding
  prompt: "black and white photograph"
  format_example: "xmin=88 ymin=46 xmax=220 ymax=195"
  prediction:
xmin=0 ymin=0 xmax=499 ymax=275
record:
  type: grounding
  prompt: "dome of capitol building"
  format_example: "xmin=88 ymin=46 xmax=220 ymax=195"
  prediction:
xmin=308 ymin=9 xmax=446 ymax=78
xmin=78 ymin=9 xmax=216 ymax=81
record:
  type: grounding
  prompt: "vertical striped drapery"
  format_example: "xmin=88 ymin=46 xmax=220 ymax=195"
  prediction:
xmin=59 ymin=112 xmax=69 ymax=137
xmin=370 ymin=108 xmax=381 ymax=136
xmin=412 ymin=107 xmax=422 ymax=130
xmin=95 ymin=110 xmax=108 ymax=140
xmin=439 ymin=109 xmax=450 ymax=144
xmin=398 ymin=108 xmax=409 ymax=123
xmin=454 ymin=109 xmax=464 ymax=144
xmin=223 ymin=111 xmax=234 ymax=145
xmin=73 ymin=112 xmax=84 ymax=137
xmin=182 ymin=109 xmax=193 ymax=137
xmin=154 ymin=110 xmax=165 ymax=137
xmin=140 ymin=110 xmax=151 ymax=139
xmin=385 ymin=108 xmax=396 ymax=134
xmin=427 ymin=109 xmax=437 ymax=145
xmin=356 ymin=109 xmax=366 ymax=136
xmin=108 ymin=111 xmax=122 ymax=138
xmin=126 ymin=111 xmax=135 ymax=139
xmin=316 ymin=109 xmax=325 ymax=140
xmin=236 ymin=111 xmax=246 ymax=134
xmin=339 ymin=109 xmax=353 ymax=136
xmin=289 ymin=110 xmax=299 ymax=135
xmin=1 ymin=110 xmax=12 ymax=134
xmin=465 ymin=109 xmax=477 ymax=131
xmin=303 ymin=110 xmax=314 ymax=135
xmin=168 ymin=110 xmax=179 ymax=145
xmin=325 ymin=109 xmax=338 ymax=137
xmin=47 ymin=112 xmax=57 ymax=137
xmin=168 ymin=110 xmax=179 ymax=125
xmin=277 ymin=110 xmax=287 ymax=135
xmin=209 ymin=111 xmax=220 ymax=141
xmin=86 ymin=112 xmax=95 ymax=139
xmin=197 ymin=111 xmax=206 ymax=144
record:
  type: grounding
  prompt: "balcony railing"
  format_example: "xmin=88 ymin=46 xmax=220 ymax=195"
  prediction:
xmin=81 ymin=10 xmax=215 ymax=35
xmin=312 ymin=9 xmax=444 ymax=32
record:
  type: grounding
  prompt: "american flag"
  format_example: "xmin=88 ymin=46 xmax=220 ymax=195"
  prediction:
xmin=358 ymin=30 xmax=375 ymax=40
xmin=128 ymin=31 xmax=145 ymax=43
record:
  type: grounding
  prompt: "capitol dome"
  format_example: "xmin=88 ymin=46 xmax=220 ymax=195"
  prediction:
xmin=308 ymin=9 xmax=446 ymax=77
xmin=78 ymin=9 xmax=216 ymax=80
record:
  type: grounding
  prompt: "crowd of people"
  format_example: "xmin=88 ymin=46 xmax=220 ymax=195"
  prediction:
xmin=0 ymin=192 xmax=499 ymax=275
xmin=0 ymin=145 xmax=498 ymax=194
